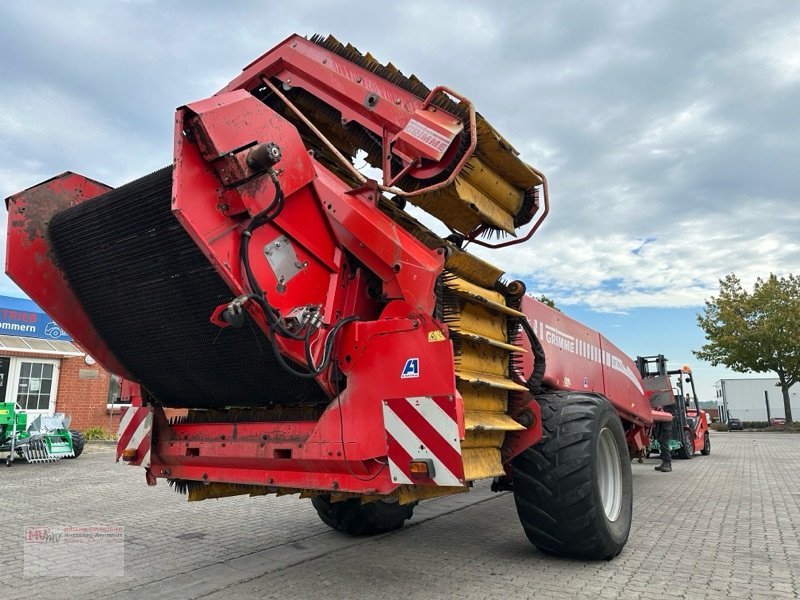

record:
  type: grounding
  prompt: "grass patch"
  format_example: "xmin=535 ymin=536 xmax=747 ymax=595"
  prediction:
xmin=83 ymin=426 xmax=115 ymax=440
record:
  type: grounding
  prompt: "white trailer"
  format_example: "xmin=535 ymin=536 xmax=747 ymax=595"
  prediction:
xmin=715 ymin=378 xmax=800 ymax=423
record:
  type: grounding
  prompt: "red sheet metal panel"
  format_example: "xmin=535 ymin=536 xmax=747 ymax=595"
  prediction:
xmin=5 ymin=173 xmax=133 ymax=378
xmin=520 ymin=296 xmax=653 ymax=426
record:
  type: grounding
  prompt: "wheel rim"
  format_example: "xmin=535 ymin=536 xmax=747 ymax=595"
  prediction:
xmin=597 ymin=427 xmax=623 ymax=522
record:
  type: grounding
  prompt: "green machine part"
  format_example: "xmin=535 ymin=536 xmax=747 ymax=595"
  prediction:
xmin=1 ymin=404 xmax=82 ymax=465
xmin=0 ymin=402 xmax=27 ymax=444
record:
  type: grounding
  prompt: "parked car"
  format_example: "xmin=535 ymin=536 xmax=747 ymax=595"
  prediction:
xmin=728 ymin=418 xmax=743 ymax=431
xmin=770 ymin=417 xmax=786 ymax=429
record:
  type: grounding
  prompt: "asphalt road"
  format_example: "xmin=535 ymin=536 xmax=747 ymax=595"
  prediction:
xmin=1 ymin=432 xmax=798 ymax=599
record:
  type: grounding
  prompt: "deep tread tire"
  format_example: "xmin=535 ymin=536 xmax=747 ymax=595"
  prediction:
xmin=512 ymin=392 xmax=633 ymax=560
xmin=311 ymin=495 xmax=416 ymax=536
xmin=68 ymin=430 xmax=85 ymax=458
xmin=678 ymin=430 xmax=694 ymax=459
xmin=701 ymin=432 xmax=711 ymax=456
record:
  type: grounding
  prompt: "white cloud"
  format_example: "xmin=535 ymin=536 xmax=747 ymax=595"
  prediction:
xmin=0 ymin=0 xmax=798 ymax=316
xmin=745 ymin=20 xmax=800 ymax=86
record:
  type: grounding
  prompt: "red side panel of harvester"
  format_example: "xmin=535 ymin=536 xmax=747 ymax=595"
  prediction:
xmin=519 ymin=297 xmax=653 ymax=428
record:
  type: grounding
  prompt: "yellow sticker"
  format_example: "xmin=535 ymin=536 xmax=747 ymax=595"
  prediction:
xmin=427 ymin=330 xmax=446 ymax=342
xmin=0 ymin=409 xmax=8 ymax=415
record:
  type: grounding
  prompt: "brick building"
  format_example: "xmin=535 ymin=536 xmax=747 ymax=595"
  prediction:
xmin=0 ymin=295 xmax=121 ymax=431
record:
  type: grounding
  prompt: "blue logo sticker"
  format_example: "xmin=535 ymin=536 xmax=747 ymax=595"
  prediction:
xmin=401 ymin=358 xmax=419 ymax=379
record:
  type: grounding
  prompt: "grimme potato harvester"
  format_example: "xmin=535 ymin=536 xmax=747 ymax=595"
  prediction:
xmin=6 ymin=35 xmax=660 ymax=559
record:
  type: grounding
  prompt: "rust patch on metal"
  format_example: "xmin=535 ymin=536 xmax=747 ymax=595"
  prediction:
xmin=8 ymin=172 xmax=111 ymax=245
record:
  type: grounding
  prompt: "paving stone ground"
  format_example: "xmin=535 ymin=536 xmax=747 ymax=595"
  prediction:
xmin=1 ymin=432 xmax=798 ymax=599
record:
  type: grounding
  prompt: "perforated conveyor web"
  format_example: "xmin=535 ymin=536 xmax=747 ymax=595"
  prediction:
xmin=48 ymin=167 xmax=329 ymax=408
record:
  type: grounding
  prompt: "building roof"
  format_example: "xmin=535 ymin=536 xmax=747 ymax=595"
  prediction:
xmin=0 ymin=334 xmax=83 ymax=357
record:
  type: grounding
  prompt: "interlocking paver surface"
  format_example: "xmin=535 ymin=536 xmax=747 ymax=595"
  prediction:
xmin=1 ymin=432 xmax=798 ymax=599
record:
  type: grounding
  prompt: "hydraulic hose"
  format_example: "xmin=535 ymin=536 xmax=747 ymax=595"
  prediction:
xmin=236 ymin=170 xmax=359 ymax=378
xmin=520 ymin=318 xmax=546 ymax=393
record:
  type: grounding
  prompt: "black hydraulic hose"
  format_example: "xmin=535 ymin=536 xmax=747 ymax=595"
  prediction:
xmin=268 ymin=316 xmax=360 ymax=379
xmin=238 ymin=178 xmax=308 ymax=341
xmin=239 ymin=178 xmax=284 ymax=300
xmin=235 ymin=170 xmax=360 ymax=380
xmin=520 ymin=318 xmax=546 ymax=393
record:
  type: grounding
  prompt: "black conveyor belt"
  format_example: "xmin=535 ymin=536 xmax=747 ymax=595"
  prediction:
xmin=48 ymin=167 xmax=329 ymax=408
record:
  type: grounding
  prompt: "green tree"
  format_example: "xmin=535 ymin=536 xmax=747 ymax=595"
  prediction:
xmin=695 ymin=273 xmax=800 ymax=424
xmin=536 ymin=294 xmax=561 ymax=312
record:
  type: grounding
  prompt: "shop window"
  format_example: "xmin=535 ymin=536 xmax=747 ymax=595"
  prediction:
xmin=16 ymin=360 xmax=57 ymax=412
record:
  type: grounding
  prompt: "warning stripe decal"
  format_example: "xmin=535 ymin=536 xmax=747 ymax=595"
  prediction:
xmin=388 ymin=399 xmax=462 ymax=469
xmin=134 ymin=426 xmax=152 ymax=468
xmin=383 ymin=396 xmax=463 ymax=487
xmin=116 ymin=407 xmax=147 ymax=458
xmin=386 ymin=433 xmax=414 ymax=485
xmin=116 ymin=407 xmax=152 ymax=467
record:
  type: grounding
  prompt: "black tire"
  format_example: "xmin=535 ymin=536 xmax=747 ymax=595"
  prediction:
xmin=678 ymin=430 xmax=694 ymax=459
xmin=311 ymin=495 xmax=416 ymax=536
xmin=701 ymin=432 xmax=711 ymax=456
xmin=512 ymin=392 xmax=633 ymax=560
xmin=68 ymin=430 xmax=85 ymax=458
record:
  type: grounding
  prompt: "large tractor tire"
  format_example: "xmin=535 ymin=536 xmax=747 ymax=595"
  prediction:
xmin=67 ymin=430 xmax=85 ymax=458
xmin=678 ymin=430 xmax=694 ymax=459
xmin=311 ymin=495 xmax=416 ymax=536
xmin=512 ymin=392 xmax=633 ymax=560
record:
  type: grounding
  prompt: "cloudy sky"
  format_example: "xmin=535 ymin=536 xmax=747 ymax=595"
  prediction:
xmin=1 ymin=1 xmax=798 ymax=403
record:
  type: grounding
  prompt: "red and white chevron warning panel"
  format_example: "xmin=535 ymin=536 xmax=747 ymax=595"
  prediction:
xmin=383 ymin=396 xmax=464 ymax=486
xmin=116 ymin=406 xmax=153 ymax=467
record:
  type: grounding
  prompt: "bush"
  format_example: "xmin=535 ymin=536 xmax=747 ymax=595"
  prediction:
xmin=83 ymin=426 xmax=115 ymax=440
xmin=742 ymin=421 xmax=769 ymax=429
xmin=710 ymin=423 xmax=729 ymax=432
